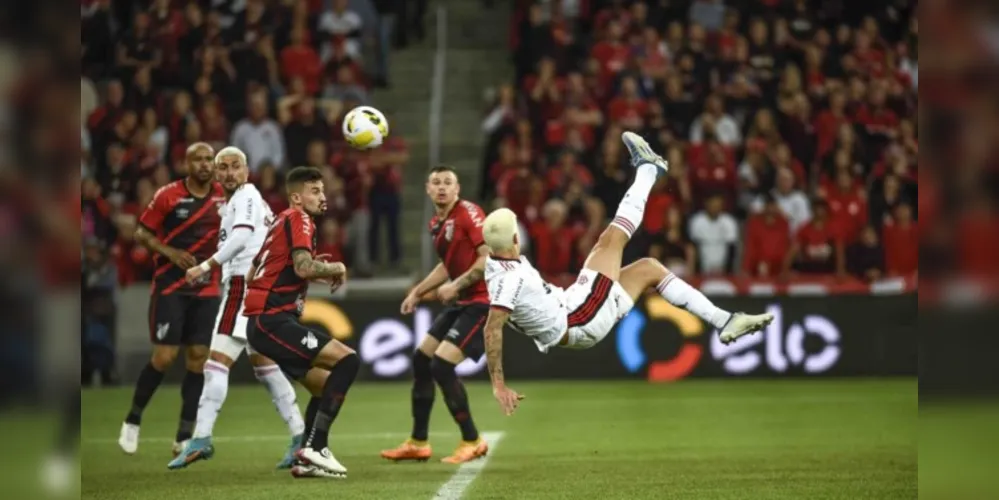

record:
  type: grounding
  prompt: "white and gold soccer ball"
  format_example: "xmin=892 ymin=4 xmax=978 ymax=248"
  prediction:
xmin=342 ymin=105 xmax=389 ymax=150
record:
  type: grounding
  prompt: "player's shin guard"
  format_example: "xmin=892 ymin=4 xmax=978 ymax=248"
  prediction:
xmin=430 ymin=357 xmax=479 ymax=442
xmin=609 ymin=164 xmax=659 ymax=239
xmin=255 ymin=365 xmax=305 ymax=436
xmin=177 ymin=370 xmax=205 ymax=443
xmin=656 ymin=272 xmax=732 ymax=329
xmin=193 ymin=360 xmax=229 ymax=439
xmin=306 ymin=354 xmax=359 ymax=450
xmin=411 ymin=351 xmax=435 ymax=441
xmin=125 ymin=363 xmax=165 ymax=425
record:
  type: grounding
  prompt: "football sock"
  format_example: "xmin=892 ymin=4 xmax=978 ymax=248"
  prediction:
xmin=410 ymin=351 xmax=435 ymax=442
xmin=301 ymin=396 xmax=321 ymax=443
xmin=306 ymin=353 xmax=359 ymax=450
xmin=124 ymin=362 xmax=165 ymax=425
xmin=177 ymin=370 xmax=204 ymax=442
xmin=254 ymin=365 xmax=305 ymax=436
xmin=193 ymin=360 xmax=229 ymax=439
xmin=610 ymin=163 xmax=659 ymax=239
xmin=656 ymin=272 xmax=732 ymax=329
xmin=430 ymin=357 xmax=479 ymax=442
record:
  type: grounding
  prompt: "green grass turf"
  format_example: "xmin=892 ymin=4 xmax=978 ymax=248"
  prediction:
xmin=82 ymin=379 xmax=916 ymax=500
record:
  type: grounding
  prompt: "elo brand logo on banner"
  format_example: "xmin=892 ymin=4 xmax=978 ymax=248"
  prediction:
xmin=616 ymin=297 xmax=842 ymax=380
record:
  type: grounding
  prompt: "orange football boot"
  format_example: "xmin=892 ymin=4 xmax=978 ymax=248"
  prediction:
xmin=380 ymin=439 xmax=432 ymax=462
xmin=440 ymin=439 xmax=488 ymax=464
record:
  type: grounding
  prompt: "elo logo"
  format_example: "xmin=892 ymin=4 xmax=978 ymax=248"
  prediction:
xmin=616 ymin=296 xmax=704 ymax=381
xmin=710 ymin=304 xmax=841 ymax=374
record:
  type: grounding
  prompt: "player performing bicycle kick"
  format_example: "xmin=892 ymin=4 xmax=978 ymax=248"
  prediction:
xmin=481 ymin=132 xmax=774 ymax=414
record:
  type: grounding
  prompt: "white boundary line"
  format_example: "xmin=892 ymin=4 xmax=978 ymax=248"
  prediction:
xmin=433 ymin=431 xmax=504 ymax=500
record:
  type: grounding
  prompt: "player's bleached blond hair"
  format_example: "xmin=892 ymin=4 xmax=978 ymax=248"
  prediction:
xmin=215 ymin=146 xmax=247 ymax=167
xmin=483 ymin=208 xmax=519 ymax=251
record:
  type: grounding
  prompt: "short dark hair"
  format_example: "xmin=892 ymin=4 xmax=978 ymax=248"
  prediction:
xmin=428 ymin=165 xmax=458 ymax=180
xmin=285 ymin=166 xmax=323 ymax=194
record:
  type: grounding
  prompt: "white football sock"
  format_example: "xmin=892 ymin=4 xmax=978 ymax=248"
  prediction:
xmin=610 ymin=163 xmax=659 ymax=239
xmin=255 ymin=365 xmax=306 ymax=436
xmin=193 ymin=360 xmax=229 ymax=439
xmin=656 ymin=273 xmax=732 ymax=329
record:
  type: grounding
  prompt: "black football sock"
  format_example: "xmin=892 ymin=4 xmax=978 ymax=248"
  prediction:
xmin=306 ymin=354 xmax=359 ymax=450
xmin=176 ymin=370 xmax=204 ymax=442
xmin=301 ymin=396 xmax=321 ymax=445
xmin=410 ymin=351 xmax=435 ymax=441
xmin=430 ymin=357 xmax=480 ymax=442
xmin=125 ymin=363 xmax=165 ymax=425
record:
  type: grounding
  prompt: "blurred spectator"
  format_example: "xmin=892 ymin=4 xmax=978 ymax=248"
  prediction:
xmin=785 ymin=199 xmax=844 ymax=277
xmin=369 ymin=134 xmax=409 ymax=270
xmin=882 ymin=203 xmax=917 ymax=277
xmin=846 ymin=225 xmax=885 ymax=282
xmin=231 ymin=90 xmax=286 ymax=172
xmin=82 ymin=238 xmax=117 ymax=386
xmin=529 ymin=199 xmax=582 ymax=281
xmin=688 ymin=194 xmax=737 ymax=275
xmin=319 ymin=0 xmax=364 ymax=62
xmin=280 ymin=25 xmax=323 ymax=95
xmin=317 ymin=218 xmax=346 ymax=265
xmin=279 ymin=96 xmax=333 ymax=168
xmin=751 ymin=167 xmax=810 ymax=233
xmin=743 ymin=194 xmax=791 ymax=278
xmin=690 ymin=94 xmax=740 ymax=146
xmin=649 ymin=206 xmax=696 ymax=278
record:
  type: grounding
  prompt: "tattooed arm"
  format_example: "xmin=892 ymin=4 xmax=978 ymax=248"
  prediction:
xmin=452 ymin=245 xmax=490 ymax=291
xmin=291 ymin=249 xmax=346 ymax=281
xmin=484 ymin=307 xmax=510 ymax=387
xmin=484 ymin=306 xmax=524 ymax=415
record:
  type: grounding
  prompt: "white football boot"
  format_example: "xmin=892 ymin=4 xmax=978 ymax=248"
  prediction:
xmin=295 ymin=447 xmax=347 ymax=476
xmin=291 ymin=463 xmax=347 ymax=479
xmin=118 ymin=422 xmax=139 ymax=455
xmin=719 ymin=312 xmax=775 ymax=344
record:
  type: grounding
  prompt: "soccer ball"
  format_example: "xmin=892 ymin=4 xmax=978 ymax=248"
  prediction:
xmin=342 ymin=106 xmax=389 ymax=150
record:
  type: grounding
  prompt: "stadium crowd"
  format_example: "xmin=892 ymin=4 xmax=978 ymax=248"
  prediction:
xmin=80 ymin=0 xmax=415 ymax=292
xmin=483 ymin=0 xmax=918 ymax=288
xmin=80 ymin=0 xmax=423 ymax=383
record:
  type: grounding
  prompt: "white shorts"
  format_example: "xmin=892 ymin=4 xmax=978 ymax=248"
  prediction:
xmin=210 ymin=276 xmax=254 ymax=360
xmin=561 ymin=268 xmax=634 ymax=349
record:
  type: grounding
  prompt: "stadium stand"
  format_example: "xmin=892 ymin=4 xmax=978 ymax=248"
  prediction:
xmin=483 ymin=0 xmax=918 ymax=289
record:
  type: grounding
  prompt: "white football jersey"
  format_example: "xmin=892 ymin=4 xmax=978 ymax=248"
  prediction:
xmin=485 ymin=256 xmax=567 ymax=352
xmin=218 ymin=183 xmax=273 ymax=280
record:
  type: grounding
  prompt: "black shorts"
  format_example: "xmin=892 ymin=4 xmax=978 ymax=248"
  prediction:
xmin=427 ymin=304 xmax=489 ymax=361
xmin=148 ymin=294 xmax=220 ymax=346
xmin=246 ymin=313 xmax=331 ymax=380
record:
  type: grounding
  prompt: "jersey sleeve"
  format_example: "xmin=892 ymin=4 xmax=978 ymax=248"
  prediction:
xmin=488 ymin=272 xmax=524 ymax=312
xmin=460 ymin=203 xmax=486 ymax=248
xmin=230 ymin=189 xmax=257 ymax=231
xmin=288 ymin=211 xmax=315 ymax=253
xmin=138 ymin=185 xmax=172 ymax=233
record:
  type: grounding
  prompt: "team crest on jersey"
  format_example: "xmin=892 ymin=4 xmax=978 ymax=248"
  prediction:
xmin=577 ymin=274 xmax=589 ymax=285
xmin=444 ymin=220 xmax=455 ymax=242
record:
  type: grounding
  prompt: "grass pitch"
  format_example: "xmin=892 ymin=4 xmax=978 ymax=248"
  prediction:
xmin=82 ymin=379 xmax=916 ymax=499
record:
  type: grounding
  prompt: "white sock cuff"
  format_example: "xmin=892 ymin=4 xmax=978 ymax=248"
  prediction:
xmin=656 ymin=273 xmax=678 ymax=294
xmin=610 ymin=216 xmax=638 ymax=238
xmin=205 ymin=360 xmax=229 ymax=374
xmin=253 ymin=365 xmax=281 ymax=377
xmin=637 ymin=163 xmax=660 ymax=181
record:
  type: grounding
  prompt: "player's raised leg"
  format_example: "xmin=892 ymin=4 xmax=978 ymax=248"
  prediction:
xmin=118 ymin=342 xmax=178 ymax=454
xmin=580 ymin=132 xmax=669 ymax=281
xmin=618 ymin=258 xmax=774 ymax=343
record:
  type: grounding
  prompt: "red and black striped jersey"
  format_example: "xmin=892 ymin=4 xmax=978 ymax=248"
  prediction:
xmin=428 ymin=199 xmax=489 ymax=305
xmin=139 ymin=180 xmax=225 ymax=296
xmin=243 ymin=208 xmax=317 ymax=316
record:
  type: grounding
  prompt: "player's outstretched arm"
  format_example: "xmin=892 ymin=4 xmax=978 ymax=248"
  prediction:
xmin=135 ymin=225 xmax=196 ymax=269
xmin=291 ymin=249 xmax=346 ymax=281
xmin=444 ymin=245 xmax=490 ymax=295
xmin=187 ymin=226 xmax=253 ymax=283
xmin=414 ymin=262 xmax=450 ymax=296
xmin=484 ymin=307 xmax=523 ymax=415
